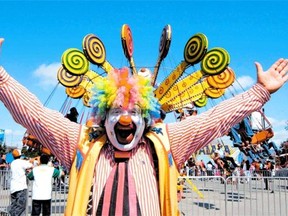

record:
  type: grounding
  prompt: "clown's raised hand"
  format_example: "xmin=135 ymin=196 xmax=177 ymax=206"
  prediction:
xmin=256 ymin=58 xmax=288 ymax=94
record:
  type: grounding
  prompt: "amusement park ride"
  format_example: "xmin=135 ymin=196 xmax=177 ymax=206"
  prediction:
xmin=21 ymin=24 xmax=277 ymax=166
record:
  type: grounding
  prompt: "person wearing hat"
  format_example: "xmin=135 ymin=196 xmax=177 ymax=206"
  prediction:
xmin=9 ymin=149 xmax=33 ymax=216
xmin=1 ymin=37 xmax=288 ymax=215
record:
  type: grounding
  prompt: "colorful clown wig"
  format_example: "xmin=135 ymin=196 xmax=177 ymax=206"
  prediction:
xmin=89 ymin=67 xmax=161 ymax=125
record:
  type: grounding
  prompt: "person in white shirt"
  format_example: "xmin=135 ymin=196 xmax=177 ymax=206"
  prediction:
xmin=250 ymin=110 xmax=264 ymax=131
xmin=9 ymin=149 xmax=33 ymax=216
xmin=27 ymin=154 xmax=62 ymax=216
xmin=206 ymin=161 xmax=214 ymax=177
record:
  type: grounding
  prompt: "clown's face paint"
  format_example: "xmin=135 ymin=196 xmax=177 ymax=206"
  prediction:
xmin=105 ymin=106 xmax=145 ymax=151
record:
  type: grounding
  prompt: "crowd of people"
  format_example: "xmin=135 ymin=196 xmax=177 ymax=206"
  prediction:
xmin=0 ymin=149 xmax=67 ymax=216
xmin=179 ymin=155 xmax=282 ymax=193
xmin=174 ymin=103 xmax=286 ymax=200
xmin=0 ymin=106 xmax=78 ymax=215
xmin=182 ymin=156 xmax=279 ymax=177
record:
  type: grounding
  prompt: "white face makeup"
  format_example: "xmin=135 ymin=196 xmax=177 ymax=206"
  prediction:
xmin=105 ymin=106 xmax=145 ymax=151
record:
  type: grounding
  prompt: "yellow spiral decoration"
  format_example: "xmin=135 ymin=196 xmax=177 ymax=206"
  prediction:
xmin=62 ymin=48 xmax=89 ymax=75
xmin=83 ymin=34 xmax=106 ymax=65
xmin=65 ymin=86 xmax=86 ymax=99
xmin=207 ymin=67 xmax=235 ymax=89
xmin=82 ymin=92 xmax=91 ymax=107
xmin=201 ymin=47 xmax=230 ymax=75
xmin=184 ymin=33 xmax=208 ymax=65
xmin=204 ymin=87 xmax=225 ymax=98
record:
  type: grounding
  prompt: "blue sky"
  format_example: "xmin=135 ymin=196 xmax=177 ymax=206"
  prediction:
xmin=0 ymin=1 xmax=287 ymax=148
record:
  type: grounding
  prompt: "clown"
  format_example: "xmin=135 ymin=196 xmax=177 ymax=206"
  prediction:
xmin=0 ymin=37 xmax=288 ymax=215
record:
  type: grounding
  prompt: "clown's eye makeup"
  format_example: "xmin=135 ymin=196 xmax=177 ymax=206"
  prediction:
xmin=110 ymin=108 xmax=122 ymax=115
xmin=130 ymin=107 xmax=141 ymax=116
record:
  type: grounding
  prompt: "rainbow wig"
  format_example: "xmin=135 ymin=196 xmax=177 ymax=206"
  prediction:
xmin=89 ymin=67 xmax=161 ymax=126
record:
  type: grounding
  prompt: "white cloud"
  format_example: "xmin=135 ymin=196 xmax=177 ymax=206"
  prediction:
xmin=224 ymin=75 xmax=255 ymax=98
xmin=270 ymin=129 xmax=288 ymax=146
xmin=33 ymin=62 xmax=61 ymax=89
xmin=232 ymin=75 xmax=255 ymax=91
xmin=265 ymin=116 xmax=288 ymax=145
xmin=4 ymin=128 xmax=26 ymax=138
xmin=267 ymin=117 xmax=287 ymax=128
xmin=4 ymin=129 xmax=13 ymax=135
xmin=3 ymin=128 xmax=27 ymax=148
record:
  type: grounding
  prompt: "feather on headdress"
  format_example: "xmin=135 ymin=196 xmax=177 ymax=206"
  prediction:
xmin=89 ymin=68 xmax=161 ymax=124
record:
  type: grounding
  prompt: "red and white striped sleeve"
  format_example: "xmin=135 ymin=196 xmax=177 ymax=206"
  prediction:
xmin=167 ymin=83 xmax=271 ymax=170
xmin=0 ymin=67 xmax=81 ymax=170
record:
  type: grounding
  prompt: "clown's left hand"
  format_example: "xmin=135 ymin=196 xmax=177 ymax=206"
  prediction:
xmin=256 ymin=58 xmax=288 ymax=94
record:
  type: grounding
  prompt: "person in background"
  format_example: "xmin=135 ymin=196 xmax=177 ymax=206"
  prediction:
xmin=206 ymin=161 xmax=214 ymax=177
xmin=187 ymin=109 xmax=198 ymax=117
xmin=65 ymin=107 xmax=79 ymax=123
xmin=263 ymin=160 xmax=274 ymax=193
xmin=0 ymin=153 xmax=7 ymax=169
xmin=228 ymin=116 xmax=255 ymax=146
xmin=0 ymin=153 xmax=8 ymax=189
xmin=215 ymin=143 xmax=239 ymax=169
xmin=27 ymin=154 xmax=63 ymax=216
xmin=8 ymin=149 xmax=33 ymax=216
xmin=242 ymin=160 xmax=251 ymax=183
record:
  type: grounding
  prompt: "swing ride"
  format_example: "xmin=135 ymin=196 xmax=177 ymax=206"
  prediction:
xmin=21 ymin=24 xmax=278 ymax=169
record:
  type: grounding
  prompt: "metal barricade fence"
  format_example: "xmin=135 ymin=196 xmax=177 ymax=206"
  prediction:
xmin=0 ymin=170 xmax=10 ymax=215
xmin=1 ymin=170 xmax=288 ymax=216
xmin=178 ymin=175 xmax=288 ymax=216
xmin=0 ymin=170 xmax=68 ymax=216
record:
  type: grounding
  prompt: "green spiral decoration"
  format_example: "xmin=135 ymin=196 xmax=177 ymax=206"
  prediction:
xmin=184 ymin=33 xmax=208 ymax=65
xmin=62 ymin=48 xmax=89 ymax=76
xmin=201 ymin=47 xmax=230 ymax=75
xmin=194 ymin=94 xmax=208 ymax=107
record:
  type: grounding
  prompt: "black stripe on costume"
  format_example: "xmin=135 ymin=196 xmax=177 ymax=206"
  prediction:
xmin=109 ymin=164 xmax=119 ymax=215
xmin=123 ymin=162 xmax=129 ymax=215
xmin=96 ymin=186 xmax=104 ymax=215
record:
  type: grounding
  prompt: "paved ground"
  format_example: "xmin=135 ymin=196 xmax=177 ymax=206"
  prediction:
xmin=179 ymin=176 xmax=288 ymax=216
xmin=1 ymin=176 xmax=288 ymax=215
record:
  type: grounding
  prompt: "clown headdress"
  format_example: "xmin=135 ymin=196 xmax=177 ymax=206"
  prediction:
xmin=58 ymin=24 xmax=235 ymax=125
xmin=89 ymin=67 xmax=161 ymax=125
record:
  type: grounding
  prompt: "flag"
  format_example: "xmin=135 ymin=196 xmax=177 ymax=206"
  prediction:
xmin=0 ymin=129 xmax=5 ymax=144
